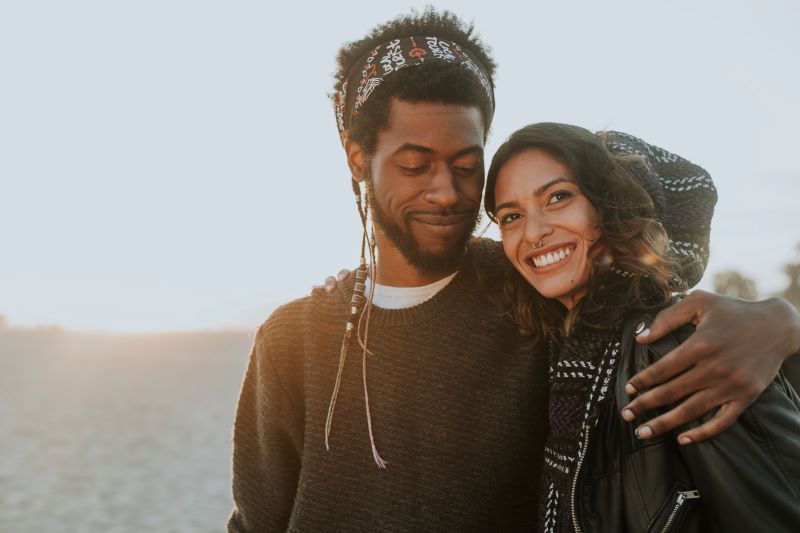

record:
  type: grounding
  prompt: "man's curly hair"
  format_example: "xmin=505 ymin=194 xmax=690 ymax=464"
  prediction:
xmin=332 ymin=7 xmax=497 ymax=155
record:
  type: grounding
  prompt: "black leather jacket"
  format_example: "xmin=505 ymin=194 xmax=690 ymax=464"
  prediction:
xmin=571 ymin=311 xmax=800 ymax=533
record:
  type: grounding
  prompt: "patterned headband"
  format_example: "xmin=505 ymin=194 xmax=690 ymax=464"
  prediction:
xmin=334 ymin=36 xmax=495 ymax=138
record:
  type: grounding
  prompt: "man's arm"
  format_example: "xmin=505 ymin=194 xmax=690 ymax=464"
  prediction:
xmin=606 ymin=131 xmax=800 ymax=443
xmin=228 ymin=320 xmax=303 ymax=532
xmin=622 ymin=292 xmax=800 ymax=444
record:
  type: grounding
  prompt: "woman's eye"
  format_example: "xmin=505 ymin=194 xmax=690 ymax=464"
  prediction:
xmin=546 ymin=190 xmax=572 ymax=206
xmin=499 ymin=213 xmax=521 ymax=226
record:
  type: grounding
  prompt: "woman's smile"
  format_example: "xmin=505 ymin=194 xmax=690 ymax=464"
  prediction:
xmin=525 ymin=244 xmax=575 ymax=270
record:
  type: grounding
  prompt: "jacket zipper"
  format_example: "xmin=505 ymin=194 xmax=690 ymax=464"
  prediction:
xmin=658 ymin=490 xmax=700 ymax=533
xmin=570 ymin=420 xmax=595 ymax=533
xmin=570 ymin=416 xmax=700 ymax=533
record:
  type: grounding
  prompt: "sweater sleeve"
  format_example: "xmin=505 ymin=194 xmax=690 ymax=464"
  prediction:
xmin=603 ymin=131 xmax=718 ymax=290
xmin=227 ymin=316 xmax=304 ymax=533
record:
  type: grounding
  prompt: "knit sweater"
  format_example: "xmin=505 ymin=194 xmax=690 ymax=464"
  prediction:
xmin=603 ymin=131 xmax=716 ymax=290
xmin=227 ymin=240 xmax=550 ymax=532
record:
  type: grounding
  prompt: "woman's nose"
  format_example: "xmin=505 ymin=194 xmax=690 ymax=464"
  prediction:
xmin=524 ymin=215 xmax=554 ymax=247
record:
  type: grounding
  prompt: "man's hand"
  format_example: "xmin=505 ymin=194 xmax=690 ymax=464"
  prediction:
xmin=311 ymin=269 xmax=351 ymax=294
xmin=621 ymin=290 xmax=800 ymax=444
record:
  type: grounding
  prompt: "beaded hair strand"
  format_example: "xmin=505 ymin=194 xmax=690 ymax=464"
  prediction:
xmin=323 ymin=177 xmax=388 ymax=468
xmin=356 ymin=224 xmax=387 ymax=467
xmin=324 ymin=178 xmax=368 ymax=451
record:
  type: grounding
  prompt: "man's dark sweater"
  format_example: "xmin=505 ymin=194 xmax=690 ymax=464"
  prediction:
xmin=227 ymin=242 xmax=549 ymax=532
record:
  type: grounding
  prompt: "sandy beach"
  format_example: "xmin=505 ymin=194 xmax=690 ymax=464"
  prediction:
xmin=0 ymin=328 xmax=252 ymax=532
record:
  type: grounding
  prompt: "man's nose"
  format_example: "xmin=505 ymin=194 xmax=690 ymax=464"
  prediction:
xmin=423 ymin=167 xmax=459 ymax=209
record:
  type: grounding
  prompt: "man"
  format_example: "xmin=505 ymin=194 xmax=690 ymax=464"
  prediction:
xmin=229 ymin=9 xmax=800 ymax=532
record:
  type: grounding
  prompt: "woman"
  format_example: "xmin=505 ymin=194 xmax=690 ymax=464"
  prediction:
xmin=484 ymin=122 xmax=800 ymax=533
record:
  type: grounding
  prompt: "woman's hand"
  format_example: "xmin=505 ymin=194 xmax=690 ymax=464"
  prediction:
xmin=311 ymin=269 xmax=351 ymax=294
xmin=621 ymin=290 xmax=800 ymax=444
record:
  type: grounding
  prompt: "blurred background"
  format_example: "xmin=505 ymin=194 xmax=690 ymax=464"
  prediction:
xmin=1 ymin=1 xmax=798 ymax=531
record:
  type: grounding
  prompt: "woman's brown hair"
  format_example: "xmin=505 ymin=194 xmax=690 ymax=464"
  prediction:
xmin=484 ymin=122 xmax=678 ymax=347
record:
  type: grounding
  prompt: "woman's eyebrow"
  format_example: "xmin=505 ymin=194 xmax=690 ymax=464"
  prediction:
xmin=495 ymin=177 xmax=571 ymax=213
xmin=534 ymin=177 xmax=569 ymax=197
xmin=494 ymin=199 xmax=518 ymax=212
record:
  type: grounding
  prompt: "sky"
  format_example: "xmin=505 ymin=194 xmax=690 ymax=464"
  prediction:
xmin=2 ymin=0 xmax=798 ymax=332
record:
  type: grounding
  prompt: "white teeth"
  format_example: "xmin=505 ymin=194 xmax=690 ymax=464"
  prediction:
xmin=531 ymin=246 xmax=573 ymax=268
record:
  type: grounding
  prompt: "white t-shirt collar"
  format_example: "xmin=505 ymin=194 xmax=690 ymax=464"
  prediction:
xmin=364 ymin=272 xmax=458 ymax=310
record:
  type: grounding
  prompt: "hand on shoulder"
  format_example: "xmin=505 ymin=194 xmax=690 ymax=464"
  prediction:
xmin=621 ymin=290 xmax=800 ymax=443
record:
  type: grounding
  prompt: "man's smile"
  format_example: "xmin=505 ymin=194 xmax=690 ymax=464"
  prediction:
xmin=410 ymin=212 xmax=473 ymax=238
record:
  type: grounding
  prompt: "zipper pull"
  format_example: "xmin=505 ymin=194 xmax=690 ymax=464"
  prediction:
xmin=678 ymin=490 xmax=700 ymax=500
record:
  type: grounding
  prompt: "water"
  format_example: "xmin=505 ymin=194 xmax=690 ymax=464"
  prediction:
xmin=0 ymin=328 xmax=253 ymax=532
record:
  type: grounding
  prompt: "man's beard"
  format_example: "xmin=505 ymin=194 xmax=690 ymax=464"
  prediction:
xmin=365 ymin=179 xmax=481 ymax=276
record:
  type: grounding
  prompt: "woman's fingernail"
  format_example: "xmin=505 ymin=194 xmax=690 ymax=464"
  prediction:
xmin=678 ymin=436 xmax=692 ymax=445
xmin=635 ymin=425 xmax=653 ymax=439
xmin=636 ymin=327 xmax=651 ymax=338
xmin=625 ymin=383 xmax=637 ymax=395
xmin=634 ymin=321 xmax=647 ymax=335
xmin=622 ymin=409 xmax=635 ymax=422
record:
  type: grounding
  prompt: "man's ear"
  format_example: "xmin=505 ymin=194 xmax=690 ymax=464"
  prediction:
xmin=344 ymin=138 xmax=368 ymax=182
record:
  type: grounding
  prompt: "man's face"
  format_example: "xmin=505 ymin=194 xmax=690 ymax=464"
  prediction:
xmin=361 ymin=99 xmax=485 ymax=275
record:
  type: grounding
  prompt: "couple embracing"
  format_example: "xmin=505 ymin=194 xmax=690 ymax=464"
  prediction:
xmin=229 ymin=9 xmax=800 ymax=533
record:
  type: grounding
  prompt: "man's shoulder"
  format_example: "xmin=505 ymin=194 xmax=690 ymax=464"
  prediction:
xmin=464 ymin=237 xmax=512 ymax=282
xmin=250 ymin=297 xmax=310 ymax=358
xmin=465 ymin=236 xmax=504 ymax=264
xmin=254 ymin=287 xmax=347 ymax=348
xmin=247 ymin=291 xmax=346 ymax=380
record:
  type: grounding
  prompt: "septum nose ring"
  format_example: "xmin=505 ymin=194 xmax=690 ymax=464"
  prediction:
xmin=530 ymin=240 xmax=544 ymax=249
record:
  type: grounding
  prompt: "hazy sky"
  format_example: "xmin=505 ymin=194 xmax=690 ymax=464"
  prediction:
xmin=2 ymin=1 xmax=798 ymax=332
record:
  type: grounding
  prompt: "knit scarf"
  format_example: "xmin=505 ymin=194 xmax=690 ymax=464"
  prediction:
xmin=538 ymin=321 xmax=623 ymax=533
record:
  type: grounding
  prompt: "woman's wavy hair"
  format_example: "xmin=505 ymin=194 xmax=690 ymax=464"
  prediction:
xmin=483 ymin=122 xmax=677 ymax=347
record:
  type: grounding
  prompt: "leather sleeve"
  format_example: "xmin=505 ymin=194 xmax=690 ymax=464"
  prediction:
xmin=781 ymin=348 xmax=800 ymax=393
xmin=677 ymin=372 xmax=800 ymax=533
xmin=624 ymin=314 xmax=800 ymax=532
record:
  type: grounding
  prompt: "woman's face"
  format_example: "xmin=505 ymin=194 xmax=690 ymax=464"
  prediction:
xmin=493 ymin=149 xmax=603 ymax=309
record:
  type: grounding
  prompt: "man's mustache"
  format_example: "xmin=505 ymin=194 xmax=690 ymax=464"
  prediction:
xmin=406 ymin=206 xmax=478 ymax=218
